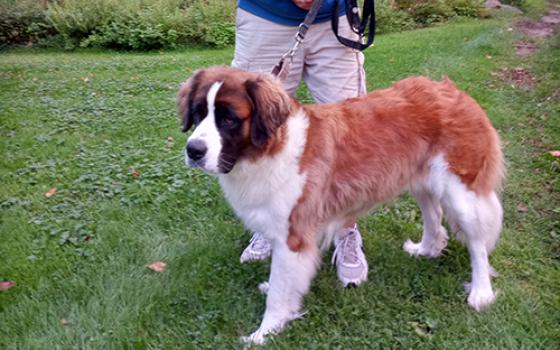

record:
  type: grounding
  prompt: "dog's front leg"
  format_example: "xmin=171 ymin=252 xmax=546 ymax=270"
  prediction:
xmin=242 ymin=238 xmax=319 ymax=345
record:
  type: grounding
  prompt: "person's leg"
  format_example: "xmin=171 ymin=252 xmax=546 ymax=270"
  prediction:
xmin=302 ymin=18 xmax=368 ymax=286
xmin=302 ymin=17 xmax=366 ymax=103
xmin=232 ymin=8 xmax=304 ymax=94
xmin=233 ymin=8 xmax=305 ymax=263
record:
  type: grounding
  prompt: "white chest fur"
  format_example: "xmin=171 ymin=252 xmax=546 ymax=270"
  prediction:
xmin=218 ymin=110 xmax=309 ymax=240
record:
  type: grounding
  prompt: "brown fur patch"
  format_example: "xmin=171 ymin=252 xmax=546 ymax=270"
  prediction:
xmin=287 ymin=76 xmax=504 ymax=251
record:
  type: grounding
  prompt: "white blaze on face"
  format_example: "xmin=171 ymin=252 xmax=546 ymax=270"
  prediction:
xmin=187 ymin=81 xmax=224 ymax=173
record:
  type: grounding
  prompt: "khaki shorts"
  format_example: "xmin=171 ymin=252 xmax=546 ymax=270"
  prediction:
xmin=232 ymin=8 xmax=366 ymax=103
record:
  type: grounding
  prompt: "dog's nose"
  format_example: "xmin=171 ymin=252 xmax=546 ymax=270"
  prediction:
xmin=186 ymin=139 xmax=207 ymax=161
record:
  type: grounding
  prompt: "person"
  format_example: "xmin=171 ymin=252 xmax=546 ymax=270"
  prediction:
xmin=232 ymin=0 xmax=369 ymax=287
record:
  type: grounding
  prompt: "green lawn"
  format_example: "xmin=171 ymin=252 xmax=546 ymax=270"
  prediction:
xmin=1 ymin=11 xmax=559 ymax=350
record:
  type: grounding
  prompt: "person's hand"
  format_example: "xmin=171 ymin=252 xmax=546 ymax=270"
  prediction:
xmin=292 ymin=0 xmax=314 ymax=10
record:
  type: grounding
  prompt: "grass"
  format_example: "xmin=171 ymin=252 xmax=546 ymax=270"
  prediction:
xmin=1 ymin=8 xmax=559 ymax=350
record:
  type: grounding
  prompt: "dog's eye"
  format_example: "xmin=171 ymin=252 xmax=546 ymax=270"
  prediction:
xmin=216 ymin=106 xmax=238 ymax=127
xmin=222 ymin=114 xmax=235 ymax=126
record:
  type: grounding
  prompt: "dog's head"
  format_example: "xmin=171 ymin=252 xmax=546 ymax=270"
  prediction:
xmin=178 ymin=66 xmax=294 ymax=174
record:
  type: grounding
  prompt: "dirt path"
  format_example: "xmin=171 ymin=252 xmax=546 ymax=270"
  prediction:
xmin=516 ymin=10 xmax=560 ymax=39
xmin=514 ymin=2 xmax=560 ymax=54
xmin=487 ymin=1 xmax=560 ymax=50
xmin=487 ymin=1 xmax=560 ymax=90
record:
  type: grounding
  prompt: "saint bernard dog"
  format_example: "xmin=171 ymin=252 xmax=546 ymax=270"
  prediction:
xmin=177 ymin=66 xmax=504 ymax=344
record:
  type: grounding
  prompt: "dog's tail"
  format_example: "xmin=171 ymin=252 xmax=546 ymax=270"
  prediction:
xmin=473 ymin=127 xmax=506 ymax=195
xmin=447 ymin=127 xmax=505 ymax=254
xmin=450 ymin=76 xmax=506 ymax=195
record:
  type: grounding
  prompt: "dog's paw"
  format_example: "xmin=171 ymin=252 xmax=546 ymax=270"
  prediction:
xmin=403 ymin=239 xmax=439 ymax=257
xmin=240 ymin=328 xmax=268 ymax=346
xmin=403 ymin=239 xmax=422 ymax=256
xmin=258 ymin=281 xmax=269 ymax=295
xmin=403 ymin=238 xmax=446 ymax=257
xmin=467 ymin=287 xmax=496 ymax=311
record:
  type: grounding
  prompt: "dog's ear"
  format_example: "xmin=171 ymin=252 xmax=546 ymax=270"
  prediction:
xmin=177 ymin=71 xmax=202 ymax=132
xmin=244 ymin=75 xmax=293 ymax=148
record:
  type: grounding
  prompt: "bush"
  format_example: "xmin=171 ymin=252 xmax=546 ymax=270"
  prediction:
xmin=446 ymin=0 xmax=487 ymax=18
xmin=190 ymin=0 xmax=236 ymax=47
xmin=79 ymin=8 xmax=197 ymax=50
xmin=388 ymin=0 xmax=486 ymax=27
xmin=375 ymin=0 xmax=485 ymax=33
xmin=47 ymin=0 xmax=235 ymax=50
xmin=46 ymin=0 xmax=120 ymax=48
xmin=395 ymin=0 xmax=454 ymax=25
xmin=375 ymin=0 xmax=415 ymax=34
xmin=0 ymin=0 xmax=55 ymax=47
xmin=500 ymin=0 xmax=524 ymax=7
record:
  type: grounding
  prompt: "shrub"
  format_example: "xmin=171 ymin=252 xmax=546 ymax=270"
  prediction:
xmin=375 ymin=0 xmax=415 ymax=34
xmin=189 ymin=0 xmax=236 ymax=47
xmin=395 ymin=0 xmax=454 ymax=25
xmin=47 ymin=0 xmax=235 ymax=50
xmin=80 ymin=8 xmax=196 ymax=50
xmin=446 ymin=0 xmax=487 ymax=18
xmin=500 ymin=0 xmax=524 ymax=7
xmin=46 ymin=0 xmax=120 ymax=48
xmin=375 ymin=0 xmax=485 ymax=33
xmin=0 ymin=0 xmax=54 ymax=47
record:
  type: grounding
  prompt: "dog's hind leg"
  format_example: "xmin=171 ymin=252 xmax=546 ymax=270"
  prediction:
xmin=404 ymin=189 xmax=449 ymax=257
xmin=442 ymin=185 xmax=502 ymax=311
xmin=242 ymin=236 xmax=320 ymax=345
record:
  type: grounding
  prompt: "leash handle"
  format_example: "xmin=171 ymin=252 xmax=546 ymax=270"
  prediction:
xmin=331 ymin=0 xmax=376 ymax=51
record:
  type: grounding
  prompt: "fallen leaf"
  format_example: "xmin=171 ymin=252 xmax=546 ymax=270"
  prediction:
xmin=80 ymin=76 xmax=89 ymax=82
xmin=516 ymin=203 xmax=528 ymax=212
xmin=549 ymin=150 xmax=560 ymax=157
xmin=146 ymin=261 xmax=166 ymax=272
xmin=60 ymin=319 xmax=70 ymax=326
xmin=45 ymin=187 xmax=57 ymax=198
xmin=0 ymin=281 xmax=16 ymax=292
xmin=130 ymin=167 xmax=140 ymax=178
xmin=486 ymin=55 xmax=493 ymax=59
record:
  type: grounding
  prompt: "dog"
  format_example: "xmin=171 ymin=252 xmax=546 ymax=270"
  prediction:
xmin=177 ymin=66 xmax=504 ymax=344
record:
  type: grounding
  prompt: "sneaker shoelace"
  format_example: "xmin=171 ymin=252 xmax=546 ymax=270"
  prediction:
xmin=332 ymin=230 xmax=360 ymax=265
xmin=248 ymin=233 xmax=269 ymax=251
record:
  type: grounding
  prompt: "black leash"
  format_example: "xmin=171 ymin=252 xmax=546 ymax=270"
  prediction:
xmin=332 ymin=0 xmax=376 ymax=51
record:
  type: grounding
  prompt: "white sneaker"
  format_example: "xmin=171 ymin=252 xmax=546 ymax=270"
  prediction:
xmin=332 ymin=226 xmax=368 ymax=287
xmin=240 ymin=232 xmax=272 ymax=263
